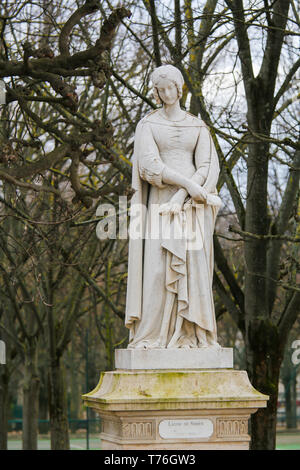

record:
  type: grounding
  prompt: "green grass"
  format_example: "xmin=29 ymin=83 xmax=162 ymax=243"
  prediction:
xmin=6 ymin=431 xmax=300 ymax=450
xmin=276 ymin=431 xmax=300 ymax=450
xmin=7 ymin=436 xmax=100 ymax=450
xmin=276 ymin=444 xmax=300 ymax=450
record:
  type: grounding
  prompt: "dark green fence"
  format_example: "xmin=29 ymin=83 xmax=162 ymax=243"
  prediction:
xmin=8 ymin=418 xmax=101 ymax=434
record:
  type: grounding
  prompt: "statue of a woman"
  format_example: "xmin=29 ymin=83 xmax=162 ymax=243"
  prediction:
xmin=125 ymin=64 xmax=222 ymax=349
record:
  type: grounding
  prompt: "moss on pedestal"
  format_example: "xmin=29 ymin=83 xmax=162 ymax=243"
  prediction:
xmin=82 ymin=369 xmax=268 ymax=412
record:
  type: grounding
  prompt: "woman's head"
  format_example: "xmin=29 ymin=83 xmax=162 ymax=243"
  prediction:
xmin=151 ymin=65 xmax=184 ymax=105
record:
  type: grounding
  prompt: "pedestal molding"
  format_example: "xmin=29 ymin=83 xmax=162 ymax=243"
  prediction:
xmin=82 ymin=368 xmax=268 ymax=450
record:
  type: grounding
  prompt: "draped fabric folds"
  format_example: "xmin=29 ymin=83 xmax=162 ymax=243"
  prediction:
xmin=125 ymin=110 xmax=221 ymax=349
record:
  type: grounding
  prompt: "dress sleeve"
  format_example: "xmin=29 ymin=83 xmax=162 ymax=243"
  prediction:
xmin=136 ymin=121 xmax=166 ymax=188
xmin=192 ymin=124 xmax=216 ymax=186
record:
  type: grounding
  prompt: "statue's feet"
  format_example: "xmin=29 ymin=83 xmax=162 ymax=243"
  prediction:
xmin=128 ymin=340 xmax=166 ymax=349
xmin=128 ymin=341 xmax=148 ymax=349
xmin=170 ymin=335 xmax=197 ymax=349
xmin=206 ymin=340 xmax=221 ymax=350
xmin=198 ymin=340 xmax=209 ymax=348
xmin=148 ymin=340 xmax=165 ymax=349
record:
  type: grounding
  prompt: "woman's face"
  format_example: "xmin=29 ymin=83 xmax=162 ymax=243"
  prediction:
xmin=155 ymin=77 xmax=179 ymax=105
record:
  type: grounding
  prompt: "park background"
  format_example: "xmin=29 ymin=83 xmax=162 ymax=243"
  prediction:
xmin=0 ymin=0 xmax=299 ymax=450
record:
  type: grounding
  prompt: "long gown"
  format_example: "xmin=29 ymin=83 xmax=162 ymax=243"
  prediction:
xmin=125 ymin=109 xmax=221 ymax=349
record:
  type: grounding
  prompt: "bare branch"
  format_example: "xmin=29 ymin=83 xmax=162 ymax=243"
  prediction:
xmin=213 ymin=235 xmax=245 ymax=315
xmin=278 ymin=291 xmax=300 ymax=342
xmin=213 ymin=270 xmax=245 ymax=334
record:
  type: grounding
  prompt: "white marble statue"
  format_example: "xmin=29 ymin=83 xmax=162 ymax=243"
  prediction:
xmin=125 ymin=64 xmax=222 ymax=350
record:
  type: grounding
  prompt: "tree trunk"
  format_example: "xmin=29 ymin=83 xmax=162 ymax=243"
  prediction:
xmin=22 ymin=344 xmax=40 ymax=450
xmin=283 ymin=371 xmax=298 ymax=429
xmin=38 ymin=369 xmax=49 ymax=434
xmin=69 ymin=338 xmax=79 ymax=433
xmin=48 ymin=357 xmax=70 ymax=450
xmin=244 ymin=131 xmax=278 ymax=449
xmin=246 ymin=319 xmax=283 ymax=450
xmin=0 ymin=365 xmax=9 ymax=450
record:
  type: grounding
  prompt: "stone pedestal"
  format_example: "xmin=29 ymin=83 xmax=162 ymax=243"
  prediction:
xmin=82 ymin=349 xmax=268 ymax=450
xmin=115 ymin=347 xmax=233 ymax=370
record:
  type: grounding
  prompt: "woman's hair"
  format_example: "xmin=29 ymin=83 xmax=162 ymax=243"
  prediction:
xmin=151 ymin=64 xmax=184 ymax=105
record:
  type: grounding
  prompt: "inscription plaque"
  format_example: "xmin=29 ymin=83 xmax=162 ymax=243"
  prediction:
xmin=159 ymin=418 xmax=213 ymax=439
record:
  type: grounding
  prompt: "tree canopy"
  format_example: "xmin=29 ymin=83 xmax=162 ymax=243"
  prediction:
xmin=0 ymin=0 xmax=299 ymax=451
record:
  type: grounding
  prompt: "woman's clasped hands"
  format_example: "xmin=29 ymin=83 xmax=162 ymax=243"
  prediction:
xmin=159 ymin=181 xmax=207 ymax=215
xmin=186 ymin=180 xmax=208 ymax=203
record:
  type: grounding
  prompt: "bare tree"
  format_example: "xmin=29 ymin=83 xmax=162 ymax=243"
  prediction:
xmin=0 ymin=1 xmax=131 ymax=204
xmin=1 ymin=0 xmax=299 ymax=451
xmin=0 ymin=1 xmax=133 ymax=449
xmin=104 ymin=0 xmax=299 ymax=449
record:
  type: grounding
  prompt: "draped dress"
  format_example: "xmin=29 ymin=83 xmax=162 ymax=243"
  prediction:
xmin=125 ymin=110 xmax=221 ymax=349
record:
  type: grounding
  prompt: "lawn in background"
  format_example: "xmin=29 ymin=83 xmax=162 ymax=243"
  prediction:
xmin=6 ymin=431 xmax=300 ymax=450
